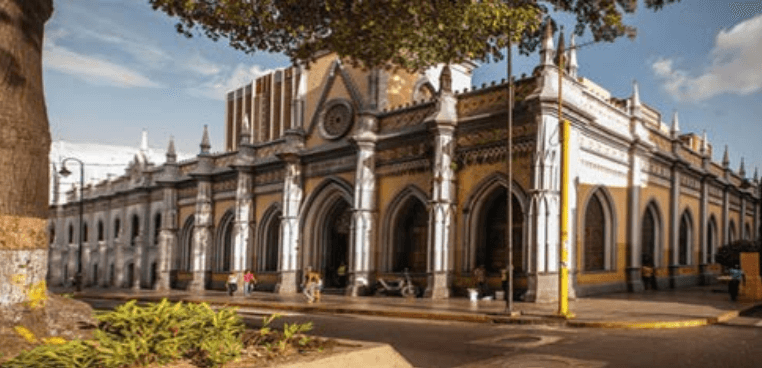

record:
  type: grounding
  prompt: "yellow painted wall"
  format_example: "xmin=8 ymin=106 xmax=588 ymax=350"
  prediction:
xmin=254 ymin=193 xmax=281 ymax=223
xmin=214 ymin=200 xmax=235 ymax=227
xmin=304 ymin=55 xmax=336 ymax=134
xmin=178 ymin=205 xmax=194 ymax=228
xmin=386 ymin=69 xmax=420 ymax=108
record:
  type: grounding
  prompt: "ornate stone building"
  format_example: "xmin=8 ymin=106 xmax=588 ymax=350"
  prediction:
xmin=48 ymin=27 xmax=760 ymax=302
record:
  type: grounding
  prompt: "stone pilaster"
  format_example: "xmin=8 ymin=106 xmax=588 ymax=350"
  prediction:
xmin=626 ymin=90 xmax=647 ymax=293
xmin=424 ymin=72 xmax=457 ymax=299
xmin=699 ymin=176 xmax=711 ymax=284
xmin=348 ymin=112 xmax=378 ymax=297
xmin=115 ymin=207 xmax=126 ymax=287
xmin=156 ymin=185 xmax=177 ymax=291
xmin=189 ymin=179 xmax=212 ymax=292
xmin=276 ymin=155 xmax=302 ymax=295
xmin=668 ymin=165 xmax=681 ymax=289
xmin=232 ymin=169 xmax=253 ymax=296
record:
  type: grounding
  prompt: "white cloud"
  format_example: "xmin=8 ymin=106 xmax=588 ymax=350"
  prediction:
xmin=44 ymin=38 xmax=162 ymax=89
xmin=652 ymin=14 xmax=762 ymax=102
xmin=186 ymin=64 xmax=273 ymax=100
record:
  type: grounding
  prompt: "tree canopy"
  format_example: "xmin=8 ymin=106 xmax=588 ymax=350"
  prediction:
xmin=149 ymin=0 xmax=680 ymax=71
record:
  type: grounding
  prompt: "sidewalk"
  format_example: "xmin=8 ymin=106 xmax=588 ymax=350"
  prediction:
xmin=53 ymin=285 xmax=762 ymax=329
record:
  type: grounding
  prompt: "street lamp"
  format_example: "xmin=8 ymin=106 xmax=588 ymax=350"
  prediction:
xmin=59 ymin=157 xmax=85 ymax=292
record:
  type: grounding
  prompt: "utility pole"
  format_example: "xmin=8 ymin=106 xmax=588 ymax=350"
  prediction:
xmin=557 ymin=26 xmax=573 ymax=318
xmin=505 ymin=30 xmax=516 ymax=315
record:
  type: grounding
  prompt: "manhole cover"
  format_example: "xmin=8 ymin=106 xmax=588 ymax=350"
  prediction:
xmin=497 ymin=336 xmax=543 ymax=344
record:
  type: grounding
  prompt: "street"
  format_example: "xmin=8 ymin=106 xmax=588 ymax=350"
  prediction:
xmin=81 ymin=298 xmax=762 ymax=368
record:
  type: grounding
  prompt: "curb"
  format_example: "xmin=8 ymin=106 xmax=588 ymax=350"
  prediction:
xmin=72 ymin=293 xmax=757 ymax=330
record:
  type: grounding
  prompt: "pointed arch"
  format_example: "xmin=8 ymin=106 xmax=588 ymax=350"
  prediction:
xmin=306 ymin=59 xmax=365 ymax=136
xmin=214 ymin=209 xmax=235 ymax=273
xmin=678 ymin=209 xmax=694 ymax=265
xmin=461 ymin=172 xmax=528 ymax=274
xmin=641 ymin=200 xmax=663 ymax=268
xmin=381 ymin=185 xmax=430 ymax=272
xmin=299 ymin=176 xmax=354 ymax=273
xmin=708 ymin=215 xmax=719 ymax=263
xmin=178 ymin=215 xmax=195 ymax=272
xmin=581 ymin=187 xmax=617 ymax=272
xmin=130 ymin=213 xmax=141 ymax=247
xmin=412 ymin=77 xmax=436 ymax=102
xmin=257 ymin=203 xmax=282 ymax=272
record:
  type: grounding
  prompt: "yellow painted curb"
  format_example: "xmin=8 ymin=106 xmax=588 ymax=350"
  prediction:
xmin=566 ymin=318 xmax=709 ymax=329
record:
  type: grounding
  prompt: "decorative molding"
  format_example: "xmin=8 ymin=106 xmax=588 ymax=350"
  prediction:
xmin=304 ymin=155 xmax=356 ymax=177
xmin=582 ymin=159 xmax=628 ymax=179
xmin=212 ymin=179 xmax=237 ymax=193
xmin=376 ymin=141 xmax=430 ymax=163
xmin=579 ymin=135 xmax=628 ymax=164
xmin=254 ymin=169 xmax=286 ymax=185
xmin=680 ymin=174 xmax=701 ymax=191
xmin=376 ymin=158 xmax=431 ymax=177
xmin=456 ymin=125 xmax=536 ymax=148
xmin=379 ymin=104 xmax=436 ymax=132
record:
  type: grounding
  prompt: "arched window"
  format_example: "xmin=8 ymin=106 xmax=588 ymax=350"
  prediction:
xmin=393 ymin=198 xmax=428 ymax=273
xmin=476 ymin=188 xmax=524 ymax=274
xmin=131 ymin=215 xmax=140 ymax=246
xmin=729 ymin=220 xmax=736 ymax=243
xmin=153 ymin=213 xmax=162 ymax=246
xmin=584 ymin=191 xmax=611 ymax=271
xmin=68 ymin=224 xmax=74 ymax=244
xmin=678 ymin=211 xmax=692 ymax=265
xmin=114 ymin=218 xmax=121 ymax=240
xmin=744 ymin=223 xmax=751 ymax=240
xmin=97 ymin=220 xmax=104 ymax=241
xmin=641 ymin=204 xmax=660 ymax=267
xmin=264 ymin=211 xmax=281 ymax=272
xmin=83 ymin=223 xmax=89 ymax=243
xmin=214 ymin=212 xmax=234 ymax=273
xmin=708 ymin=216 xmax=718 ymax=263
xmin=178 ymin=216 xmax=195 ymax=272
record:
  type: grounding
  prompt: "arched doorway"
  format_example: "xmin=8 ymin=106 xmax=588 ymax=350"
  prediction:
xmin=678 ymin=211 xmax=692 ymax=266
xmin=708 ymin=216 xmax=718 ymax=263
xmin=393 ymin=198 xmax=428 ymax=274
xmin=641 ymin=204 xmax=660 ymax=267
xmin=263 ymin=211 xmax=280 ymax=272
xmin=476 ymin=188 xmax=524 ymax=275
xmin=584 ymin=193 xmax=607 ymax=271
xmin=214 ymin=212 xmax=234 ymax=273
xmin=322 ymin=200 xmax=351 ymax=289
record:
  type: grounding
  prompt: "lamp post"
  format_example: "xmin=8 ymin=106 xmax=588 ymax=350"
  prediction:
xmin=59 ymin=157 xmax=85 ymax=292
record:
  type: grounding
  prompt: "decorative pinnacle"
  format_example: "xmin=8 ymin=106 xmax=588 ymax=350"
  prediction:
xmin=567 ymin=32 xmax=578 ymax=77
xmin=140 ymin=129 xmax=149 ymax=152
xmin=200 ymin=125 xmax=211 ymax=154
xmin=540 ymin=21 xmax=555 ymax=66
xmin=439 ymin=64 xmax=452 ymax=94
xmin=701 ymin=130 xmax=708 ymax=155
xmin=671 ymin=111 xmax=680 ymax=135
xmin=754 ymin=167 xmax=759 ymax=182
xmin=739 ymin=157 xmax=746 ymax=178
xmin=722 ymin=145 xmax=730 ymax=167
xmin=554 ymin=26 xmax=566 ymax=67
xmin=166 ymin=136 xmax=176 ymax=163
xmin=631 ymin=80 xmax=641 ymax=113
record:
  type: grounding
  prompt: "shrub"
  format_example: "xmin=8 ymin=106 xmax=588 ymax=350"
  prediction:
xmin=715 ymin=240 xmax=761 ymax=272
xmin=2 ymin=299 xmax=245 ymax=368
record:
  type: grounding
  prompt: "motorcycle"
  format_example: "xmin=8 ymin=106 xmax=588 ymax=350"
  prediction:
xmin=375 ymin=269 xmax=418 ymax=298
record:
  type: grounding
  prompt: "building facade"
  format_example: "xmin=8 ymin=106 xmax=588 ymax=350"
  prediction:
xmin=48 ymin=27 xmax=761 ymax=302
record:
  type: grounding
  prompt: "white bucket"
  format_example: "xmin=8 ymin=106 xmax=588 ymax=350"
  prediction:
xmin=494 ymin=291 xmax=504 ymax=300
xmin=468 ymin=288 xmax=479 ymax=303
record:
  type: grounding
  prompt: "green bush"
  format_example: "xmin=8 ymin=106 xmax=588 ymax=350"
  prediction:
xmin=2 ymin=299 xmax=244 ymax=368
xmin=715 ymin=240 xmax=761 ymax=271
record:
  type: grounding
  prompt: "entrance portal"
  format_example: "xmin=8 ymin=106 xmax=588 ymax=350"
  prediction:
xmin=323 ymin=201 xmax=351 ymax=289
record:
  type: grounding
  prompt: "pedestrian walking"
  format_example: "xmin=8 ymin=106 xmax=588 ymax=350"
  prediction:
xmin=303 ymin=266 xmax=322 ymax=303
xmin=728 ymin=264 xmax=746 ymax=301
xmin=243 ymin=270 xmax=256 ymax=296
xmin=474 ymin=265 xmax=487 ymax=298
xmin=225 ymin=272 xmax=238 ymax=296
xmin=337 ymin=262 xmax=347 ymax=288
xmin=641 ymin=255 xmax=657 ymax=290
xmin=500 ymin=268 xmax=509 ymax=301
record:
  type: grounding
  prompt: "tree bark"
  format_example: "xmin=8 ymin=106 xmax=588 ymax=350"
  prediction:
xmin=0 ymin=0 xmax=54 ymax=307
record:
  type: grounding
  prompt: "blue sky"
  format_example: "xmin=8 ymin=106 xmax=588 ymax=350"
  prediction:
xmin=45 ymin=1 xmax=762 ymax=175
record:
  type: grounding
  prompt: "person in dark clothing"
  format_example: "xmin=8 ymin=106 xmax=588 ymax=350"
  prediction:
xmin=501 ymin=268 xmax=509 ymax=301
xmin=728 ymin=264 xmax=746 ymax=301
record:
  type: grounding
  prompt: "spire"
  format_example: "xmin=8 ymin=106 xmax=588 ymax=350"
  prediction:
xmin=166 ymin=136 xmax=176 ymax=163
xmin=567 ymin=32 xmax=578 ymax=78
xmin=722 ymin=145 xmax=730 ymax=168
xmin=140 ymin=129 xmax=149 ymax=152
xmin=739 ymin=157 xmax=746 ymax=178
xmin=671 ymin=110 xmax=680 ymax=137
xmin=754 ymin=167 xmax=759 ymax=182
xmin=540 ymin=21 xmax=555 ymax=66
xmin=701 ymin=130 xmax=708 ymax=155
xmin=631 ymin=80 xmax=641 ymax=115
xmin=554 ymin=26 xmax=566 ymax=68
xmin=200 ymin=125 xmax=211 ymax=155
xmin=439 ymin=64 xmax=452 ymax=94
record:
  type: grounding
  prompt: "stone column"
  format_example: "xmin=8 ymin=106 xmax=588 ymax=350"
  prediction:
xmin=349 ymin=112 xmax=378 ymax=296
xmin=699 ymin=175 xmax=710 ymax=284
xmin=232 ymin=168 xmax=253 ymax=296
xmin=424 ymin=68 xmax=457 ymax=299
xmin=156 ymin=186 xmax=178 ymax=291
xmin=722 ymin=188 xmax=730 ymax=246
xmin=189 ymin=179 xmax=213 ymax=293
xmin=668 ymin=165 xmax=681 ymax=289
xmin=276 ymin=155 xmax=302 ymax=294
xmin=741 ymin=197 xmax=747 ymax=239
xmin=115 ymin=206 xmax=126 ymax=288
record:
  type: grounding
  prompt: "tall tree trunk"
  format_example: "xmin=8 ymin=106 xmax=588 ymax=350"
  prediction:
xmin=0 ymin=0 xmax=54 ymax=307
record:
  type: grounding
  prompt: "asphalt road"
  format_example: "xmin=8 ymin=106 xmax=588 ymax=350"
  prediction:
xmin=80 ymin=298 xmax=762 ymax=368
